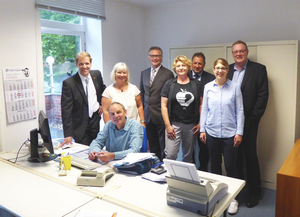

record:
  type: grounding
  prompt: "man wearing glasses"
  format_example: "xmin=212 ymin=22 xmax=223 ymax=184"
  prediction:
xmin=140 ymin=46 xmax=174 ymax=160
xmin=227 ymin=40 xmax=269 ymax=212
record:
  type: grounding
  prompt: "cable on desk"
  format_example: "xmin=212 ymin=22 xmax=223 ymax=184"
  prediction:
xmin=7 ymin=139 xmax=30 ymax=163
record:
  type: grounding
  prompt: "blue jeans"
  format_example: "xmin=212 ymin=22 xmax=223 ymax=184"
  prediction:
xmin=206 ymin=133 xmax=238 ymax=178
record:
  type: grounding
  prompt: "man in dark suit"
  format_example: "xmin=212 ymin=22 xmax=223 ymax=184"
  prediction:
xmin=140 ymin=46 xmax=174 ymax=160
xmin=228 ymin=40 xmax=269 ymax=209
xmin=61 ymin=52 xmax=106 ymax=146
xmin=188 ymin=52 xmax=215 ymax=171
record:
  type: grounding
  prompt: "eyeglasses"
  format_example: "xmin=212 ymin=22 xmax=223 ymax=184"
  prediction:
xmin=232 ymin=49 xmax=247 ymax=55
xmin=214 ymin=67 xmax=228 ymax=71
xmin=149 ymin=55 xmax=162 ymax=58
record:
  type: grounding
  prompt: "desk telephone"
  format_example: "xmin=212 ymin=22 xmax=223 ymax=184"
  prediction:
xmin=77 ymin=167 xmax=115 ymax=187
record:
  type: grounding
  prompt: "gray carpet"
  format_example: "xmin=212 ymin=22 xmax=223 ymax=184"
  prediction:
xmin=225 ymin=187 xmax=276 ymax=217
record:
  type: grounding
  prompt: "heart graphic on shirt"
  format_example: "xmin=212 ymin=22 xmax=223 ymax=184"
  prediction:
xmin=176 ymin=88 xmax=194 ymax=107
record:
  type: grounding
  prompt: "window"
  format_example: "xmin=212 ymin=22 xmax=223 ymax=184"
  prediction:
xmin=41 ymin=10 xmax=85 ymax=140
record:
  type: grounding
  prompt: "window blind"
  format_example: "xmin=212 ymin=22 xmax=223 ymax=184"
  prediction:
xmin=36 ymin=0 xmax=106 ymax=20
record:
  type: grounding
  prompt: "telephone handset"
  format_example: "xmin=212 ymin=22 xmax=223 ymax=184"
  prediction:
xmin=77 ymin=167 xmax=116 ymax=187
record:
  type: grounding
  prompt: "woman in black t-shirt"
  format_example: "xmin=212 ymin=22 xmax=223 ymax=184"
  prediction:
xmin=161 ymin=55 xmax=201 ymax=163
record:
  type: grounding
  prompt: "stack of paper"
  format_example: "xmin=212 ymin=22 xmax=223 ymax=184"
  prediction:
xmin=141 ymin=172 xmax=167 ymax=183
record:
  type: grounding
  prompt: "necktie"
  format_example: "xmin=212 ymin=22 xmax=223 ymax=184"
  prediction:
xmin=85 ymin=78 xmax=93 ymax=118
xmin=150 ymin=69 xmax=156 ymax=87
xmin=85 ymin=78 xmax=89 ymax=97
xmin=194 ymin=73 xmax=200 ymax=80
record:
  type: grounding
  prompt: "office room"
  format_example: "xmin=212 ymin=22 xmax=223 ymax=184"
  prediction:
xmin=1 ymin=0 xmax=300 ymax=216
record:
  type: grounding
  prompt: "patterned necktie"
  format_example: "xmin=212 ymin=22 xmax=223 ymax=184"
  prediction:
xmin=150 ymin=69 xmax=156 ymax=87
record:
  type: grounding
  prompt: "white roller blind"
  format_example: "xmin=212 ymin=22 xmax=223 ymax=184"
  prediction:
xmin=36 ymin=0 xmax=105 ymax=20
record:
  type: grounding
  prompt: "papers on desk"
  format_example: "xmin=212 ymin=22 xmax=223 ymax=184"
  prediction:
xmin=141 ymin=171 xmax=167 ymax=183
xmin=74 ymin=209 xmax=116 ymax=217
xmin=55 ymin=145 xmax=89 ymax=156
xmin=113 ymin=153 xmax=160 ymax=175
xmin=113 ymin=153 xmax=154 ymax=166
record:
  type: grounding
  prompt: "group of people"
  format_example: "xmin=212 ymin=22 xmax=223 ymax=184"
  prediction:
xmin=60 ymin=40 xmax=269 ymax=215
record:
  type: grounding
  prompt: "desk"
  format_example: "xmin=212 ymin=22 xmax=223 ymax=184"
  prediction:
xmin=276 ymin=139 xmax=300 ymax=217
xmin=101 ymin=171 xmax=245 ymax=217
xmin=64 ymin=198 xmax=145 ymax=217
xmin=0 ymin=144 xmax=245 ymax=217
xmin=0 ymin=159 xmax=94 ymax=217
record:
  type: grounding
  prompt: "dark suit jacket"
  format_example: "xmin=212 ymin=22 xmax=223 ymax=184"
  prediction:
xmin=188 ymin=70 xmax=215 ymax=95
xmin=61 ymin=70 xmax=106 ymax=142
xmin=228 ymin=60 xmax=269 ymax=125
xmin=140 ymin=65 xmax=174 ymax=125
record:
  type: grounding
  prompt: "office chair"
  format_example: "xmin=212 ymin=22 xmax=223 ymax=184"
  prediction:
xmin=141 ymin=126 xmax=148 ymax=152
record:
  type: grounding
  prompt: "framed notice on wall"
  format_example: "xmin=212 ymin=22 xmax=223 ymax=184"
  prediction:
xmin=2 ymin=67 xmax=37 ymax=124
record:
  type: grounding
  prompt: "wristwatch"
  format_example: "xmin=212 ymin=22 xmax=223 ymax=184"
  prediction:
xmin=140 ymin=120 xmax=145 ymax=123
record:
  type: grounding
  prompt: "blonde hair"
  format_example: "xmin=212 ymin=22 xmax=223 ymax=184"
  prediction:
xmin=110 ymin=62 xmax=130 ymax=84
xmin=172 ymin=55 xmax=192 ymax=72
xmin=76 ymin=52 xmax=92 ymax=63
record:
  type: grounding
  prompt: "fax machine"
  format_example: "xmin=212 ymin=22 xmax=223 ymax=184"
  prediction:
xmin=164 ymin=159 xmax=228 ymax=216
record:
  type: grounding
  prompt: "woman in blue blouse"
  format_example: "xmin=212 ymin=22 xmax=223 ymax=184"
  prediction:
xmin=200 ymin=58 xmax=244 ymax=214
xmin=200 ymin=58 xmax=244 ymax=177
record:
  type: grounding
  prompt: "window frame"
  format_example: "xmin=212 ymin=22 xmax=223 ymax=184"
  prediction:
xmin=41 ymin=19 xmax=86 ymax=51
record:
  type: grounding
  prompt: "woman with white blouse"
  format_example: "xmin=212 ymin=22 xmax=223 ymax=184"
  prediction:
xmin=102 ymin=62 xmax=146 ymax=127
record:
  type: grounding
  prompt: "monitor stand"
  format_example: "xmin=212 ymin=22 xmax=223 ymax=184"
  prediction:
xmin=28 ymin=129 xmax=58 ymax=163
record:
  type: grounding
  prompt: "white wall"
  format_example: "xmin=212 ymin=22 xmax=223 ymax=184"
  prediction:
xmin=143 ymin=0 xmax=300 ymax=68
xmin=0 ymin=0 xmax=44 ymax=151
xmin=102 ymin=1 xmax=146 ymax=87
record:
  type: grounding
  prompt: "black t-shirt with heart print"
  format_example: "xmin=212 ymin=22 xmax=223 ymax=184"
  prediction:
xmin=170 ymin=82 xmax=195 ymax=124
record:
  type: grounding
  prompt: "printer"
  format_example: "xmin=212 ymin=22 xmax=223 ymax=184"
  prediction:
xmin=164 ymin=159 xmax=228 ymax=216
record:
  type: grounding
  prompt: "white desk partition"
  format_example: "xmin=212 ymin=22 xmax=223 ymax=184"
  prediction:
xmin=0 ymin=159 xmax=95 ymax=217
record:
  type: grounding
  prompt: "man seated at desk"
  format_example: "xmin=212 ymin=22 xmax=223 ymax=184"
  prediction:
xmin=89 ymin=102 xmax=143 ymax=163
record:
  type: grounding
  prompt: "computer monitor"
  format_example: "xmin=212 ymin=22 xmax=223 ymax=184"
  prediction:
xmin=28 ymin=110 xmax=58 ymax=162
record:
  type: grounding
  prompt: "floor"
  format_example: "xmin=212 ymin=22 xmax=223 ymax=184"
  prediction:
xmin=225 ymin=186 xmax=276 ymax=217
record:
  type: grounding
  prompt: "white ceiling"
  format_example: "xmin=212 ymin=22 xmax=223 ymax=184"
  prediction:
xmin=115 ymin=0 xmax=192 ymax=8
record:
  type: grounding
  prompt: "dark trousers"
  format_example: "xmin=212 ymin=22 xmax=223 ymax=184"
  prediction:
xmin=146 ymin=119 xmax=165 ymax=160
xmin=238 ymin=121 xmax=261 ymax=197
xmin=77 ymin=111 xmax=100 ymax=146
xmin=197 ymin=136 xmax=209 ymax=172
xmin=206 ymin=133 xmax=238 ymax=178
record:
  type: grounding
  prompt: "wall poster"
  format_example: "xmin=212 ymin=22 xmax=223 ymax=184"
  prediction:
xmin=2 ymin=67 xmax=37 ymax=124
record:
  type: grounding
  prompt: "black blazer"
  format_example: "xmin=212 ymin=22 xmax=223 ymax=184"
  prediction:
xmin=188 ymin=70 xmax=215 ymax=95
xmin=228 ymin=60 xmax=269 ymax=124
xmin=61 ymin=70 xmax=106 ymax=141
xmin=140 ymin=65 xmax=174 ymax=125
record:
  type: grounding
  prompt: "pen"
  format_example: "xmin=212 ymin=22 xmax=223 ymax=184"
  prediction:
xmin=152 ymin=162 xmax=164 ymax=168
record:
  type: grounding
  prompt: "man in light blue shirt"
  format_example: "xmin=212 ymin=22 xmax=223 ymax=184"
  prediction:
xmin=89 ymin=102 xmax=143 ymax=163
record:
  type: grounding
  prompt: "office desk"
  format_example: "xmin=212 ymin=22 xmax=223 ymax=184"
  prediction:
xmin=101 ymin=172 xmax=245 ymax=217
xmin=0 ymin=159 xmax=94 ymax=217
xmin=0 ymin=145 xmax=245 ymax=217
xmin=65 ymin=198 xmax=145 ymax=217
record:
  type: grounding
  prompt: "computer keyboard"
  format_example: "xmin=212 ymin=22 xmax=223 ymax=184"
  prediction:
xmin=71 ymin=155 xmax=102 ymax=170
